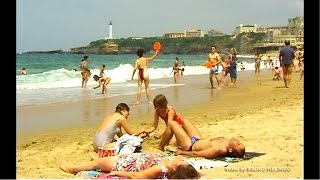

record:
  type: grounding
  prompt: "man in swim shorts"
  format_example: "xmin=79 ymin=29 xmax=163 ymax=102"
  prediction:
xmin=207 ymin=45 xmax=221 ymax=89
xmin=279 ymin=40 xmax=295 ymax=88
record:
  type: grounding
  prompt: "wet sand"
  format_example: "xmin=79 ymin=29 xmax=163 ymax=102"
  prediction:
xmin=17 ymin=69 xmax=303 ymax=178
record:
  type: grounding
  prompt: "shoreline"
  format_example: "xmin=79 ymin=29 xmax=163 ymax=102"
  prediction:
xmin=17 ymin=69 xmax=303 ymax=178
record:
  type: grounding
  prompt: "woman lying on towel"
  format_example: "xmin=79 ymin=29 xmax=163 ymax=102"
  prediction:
xmin=159 ymin=117 xmax=246 ymax=159
xmin=60 ymin=153 xmax=200 ymax=179
xmin=93 ymin=103 xmax=148 ymax=152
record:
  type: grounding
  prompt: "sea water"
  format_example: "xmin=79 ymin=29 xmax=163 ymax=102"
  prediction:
xmin=16 ymin=53 xmax=262 ymax=106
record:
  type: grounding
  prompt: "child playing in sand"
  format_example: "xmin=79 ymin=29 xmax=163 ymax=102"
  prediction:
xmin=273 ymin=67 xmax=281 ymax=81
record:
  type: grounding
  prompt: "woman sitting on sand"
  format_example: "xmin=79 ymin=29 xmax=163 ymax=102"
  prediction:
xmin=146 ymin=94 xmax=202 ymax=150
xmin=93 ymin=103 xmax=147 ymax=152
xmin=60 ymin=152 xmax=200 ymax=179
xmin=93 ymin=75 xmax=111 ymax=94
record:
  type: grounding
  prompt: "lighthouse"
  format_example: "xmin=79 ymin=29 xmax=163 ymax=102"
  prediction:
xmin=108 ymin=21 xmax=113 ymax=39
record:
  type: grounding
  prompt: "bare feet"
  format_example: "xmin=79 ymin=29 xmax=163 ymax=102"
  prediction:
xmin=133 ymin=101 xmax=140 ymax=105
xmin=157 ymin=146 xmax=165 ymax=152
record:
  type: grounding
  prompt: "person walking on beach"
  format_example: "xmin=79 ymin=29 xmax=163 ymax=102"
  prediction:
xmin=219 ymin=56 xmax=231 ymax=86
xmin=99 ymin=64 xmax=106 ymax=77
xmin=207 ymin=45 xmax=222 ymax=89
xmin=93 ymin=103 xmax=148 ymax=152
xmin=298 ymin=53 xmax=304 ymax=80
xmin=254 ymin=53 xmax=261 ymax=75
xmin=228 ymin=48 xmax=238 ymax=87
xmin=279 ymin=40 xmax=295 ymax=88
xmin=80 ymin=55 xmax=91 ymax=88
xmin=131 ymin=48 xmax=160 ymax=105
xmin=170 ymin=57 xmax=181 ymax=84
xmin=93 ymin=75 xmax=111 ymax=94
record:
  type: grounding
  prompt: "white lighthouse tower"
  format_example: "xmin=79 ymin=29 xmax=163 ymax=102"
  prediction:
xmin=106 ymin=21 xmax=113 ymax=40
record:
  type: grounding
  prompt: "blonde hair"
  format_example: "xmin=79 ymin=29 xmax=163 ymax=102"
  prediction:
xmin=230 ymin=48 xmax=237 ymax=55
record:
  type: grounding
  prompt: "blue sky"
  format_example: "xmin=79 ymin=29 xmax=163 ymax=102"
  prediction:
xmin=16 ymin=0 xmax=303 ymax=52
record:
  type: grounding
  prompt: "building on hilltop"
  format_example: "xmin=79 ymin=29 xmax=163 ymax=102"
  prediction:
xmin=234 ymin=24 xmax=257 ymax=35
xmin=252 ymin=16 xmax=304 ymax=53
xmin=207 ymin=29 xmax=225 ymax=37
xmin=185 ymin=29 xmax=204 ymax=38
xmin=163 ymin=32 xmax=185 ymax=38
xmin=163 ymin=28 xmax=204 ymax=38
xmin=264 ymin=16 xmax=303 ymax=48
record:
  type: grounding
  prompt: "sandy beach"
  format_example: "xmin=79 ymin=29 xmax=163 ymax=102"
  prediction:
xmin=17 ymin=69 xmax=303 ymax=179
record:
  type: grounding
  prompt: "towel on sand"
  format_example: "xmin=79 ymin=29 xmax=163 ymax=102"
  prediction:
xmin=76 ymin=170 xmax=126 ymax=179
xmin=186 ymin=158 xmax=229 ymax=170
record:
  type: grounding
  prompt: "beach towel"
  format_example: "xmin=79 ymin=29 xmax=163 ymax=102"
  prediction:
xmin=76 ymin=170 xmax=127 ymax=179
xmin=186 ymin=158 xmax=229 ymax=171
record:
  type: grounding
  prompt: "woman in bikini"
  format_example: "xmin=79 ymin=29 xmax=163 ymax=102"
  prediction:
xmin=93 ymin=73 xmax=111 ymax=94
xmin=131 ymin=48 xmax=160 ymax=105
xmin=93 ymin=103 xmax=147 ymax=152
xmin=60 ymin=152 xmax=200 ymax=179
xmin=170 ymin=57 xmax=181 ymax=84
xmin=146 ymin=94 xmax=202 ymax=151
xmin=80 ymin=55 xmax=91 ymax=88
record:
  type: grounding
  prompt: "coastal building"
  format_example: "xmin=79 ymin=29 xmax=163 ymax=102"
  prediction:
xmin=163 ymin=28 xmax=204 ymax=38
xmin=130 ymin=37 xmax=144 ymax=40
xmin=207 ymin=29 xmax=225 ymax=37
xmin=252 ymin=16 xmax=304 ymax=53
xmin=234 ymin=24 xmax=257 ymax=35
xmin=185 ymin=29 xmax=204 ymax=38
xmin=163 ymin=32 xmax=185 ymax=38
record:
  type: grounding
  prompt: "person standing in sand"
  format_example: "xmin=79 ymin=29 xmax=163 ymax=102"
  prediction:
xmin=170 ymin=57 xmax=181 ymax=84
xmin=228 ymin=48 xmax=238 ymax=87
xmin=254 ymin=53 xmax=261 ymax=75
xmin=279 ymin=40 xmax=295 ymax=88
xmin=298 ymin=53 xmax=304 ymax=80
xmin=207 ymin=45 xmax=222 ymax=89
xmin=219 ymin=56 xmax=231 ymax=86
xmin=159 ymin=119 xmax=246 ymax=159
xmin=99 ymin=64 xmax=106 ymax=77
xmin=131 ymin=48 xmax=160 ymax=105
xmin=80 ymin=55 xmax=91 ymax=88
xmin=266 ymin=56 xmax=271 ymax=69
xmin=93 ymin=103 xmax=148 ymax=152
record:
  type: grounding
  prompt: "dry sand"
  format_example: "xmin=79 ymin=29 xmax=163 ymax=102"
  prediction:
xmin=17 ymin=69 xmax=304 ymax=179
